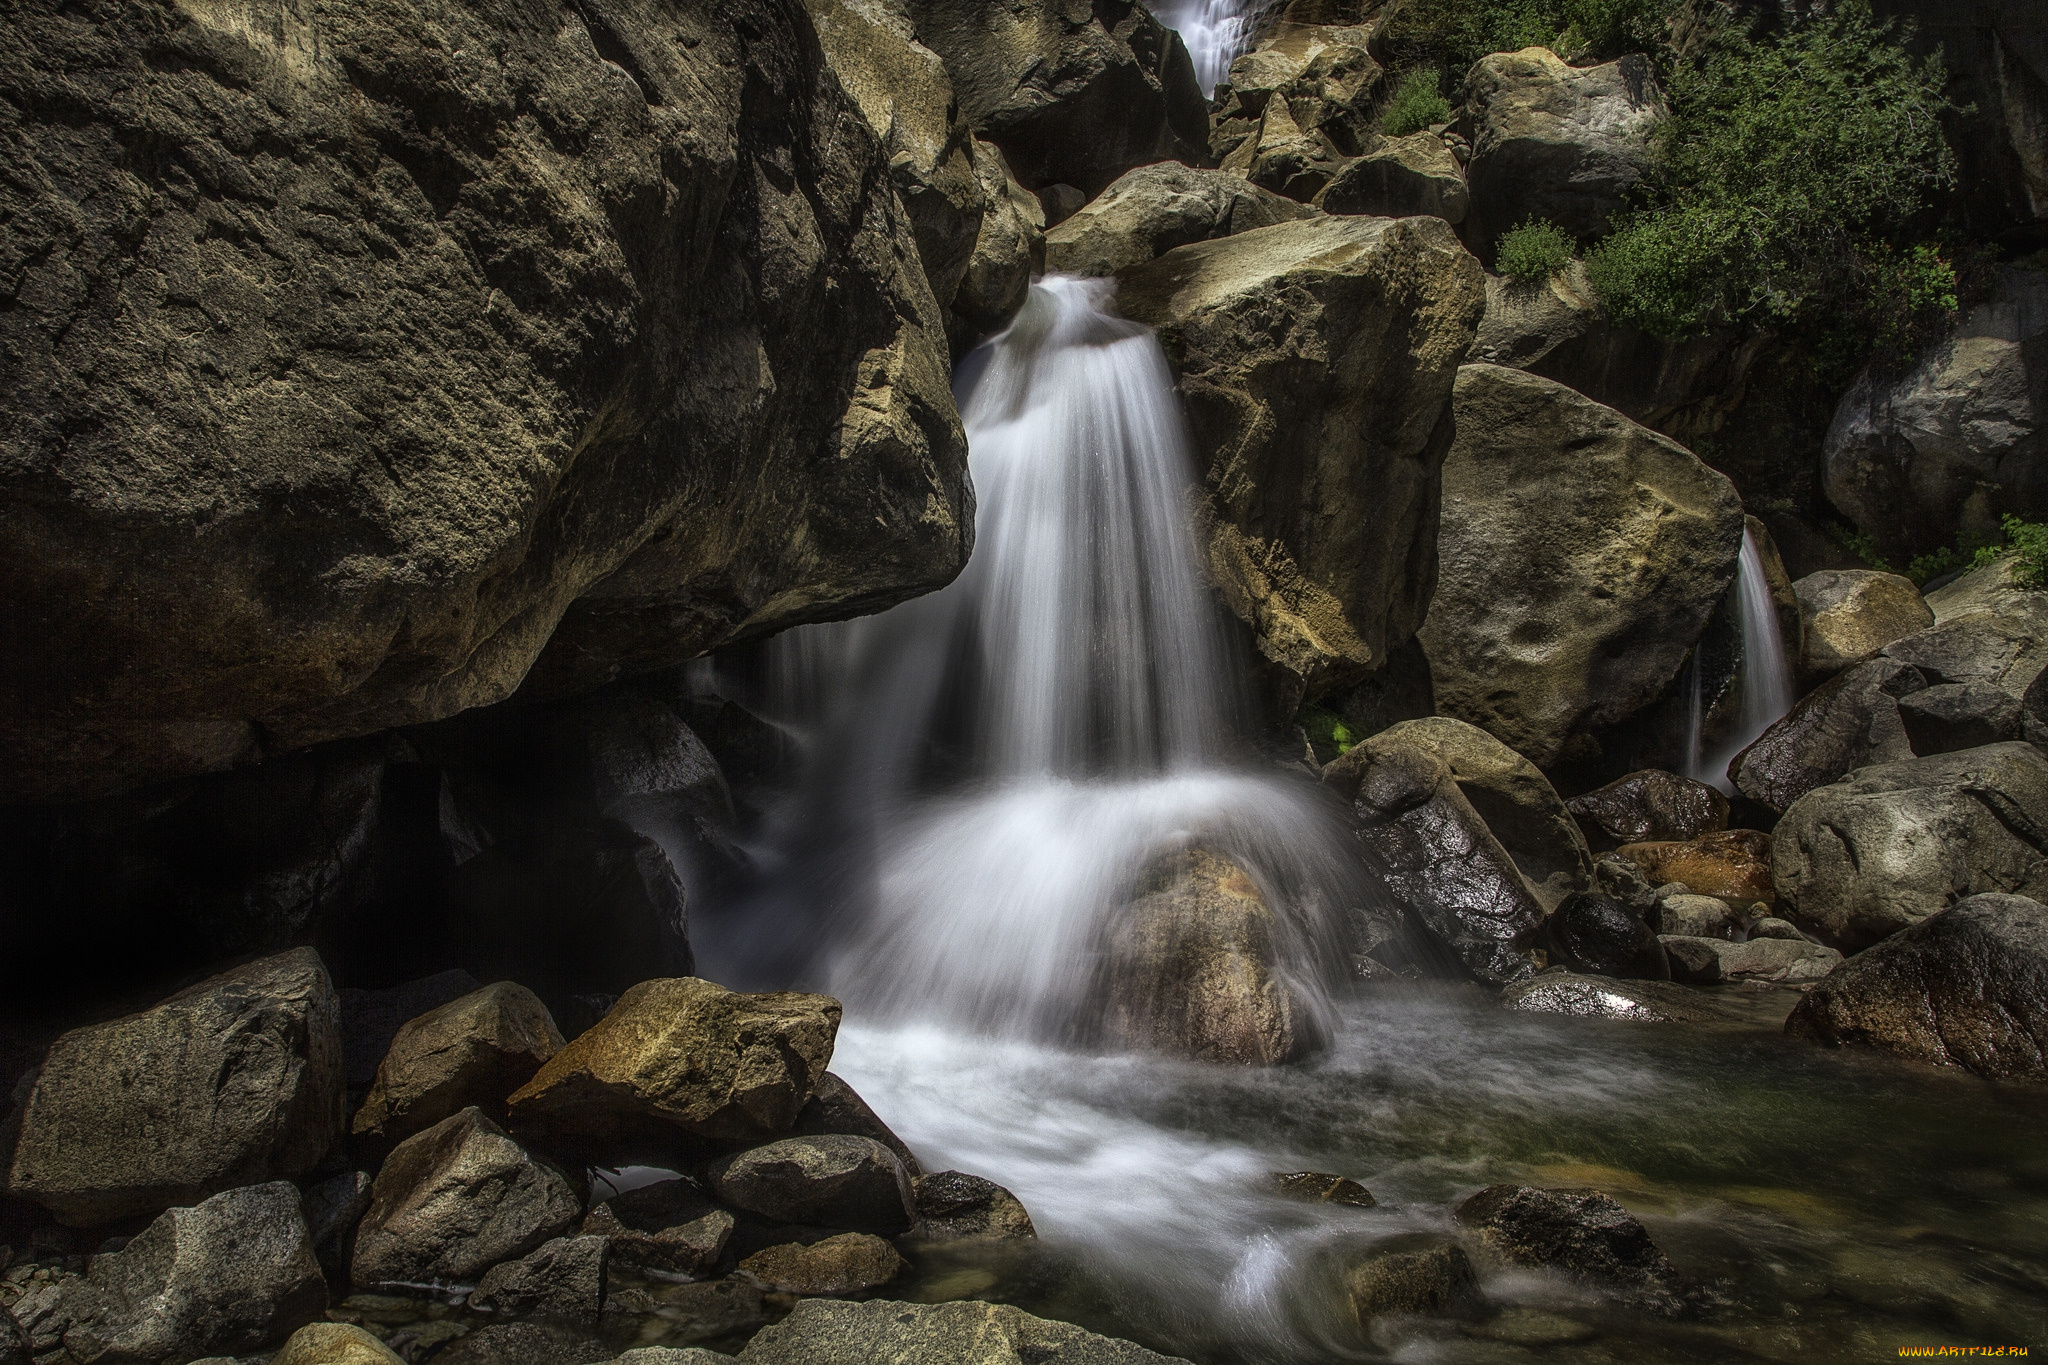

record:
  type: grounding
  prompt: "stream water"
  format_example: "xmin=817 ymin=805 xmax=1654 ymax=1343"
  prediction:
xmin=1685 ymin=527 xmax=1799 ymax=794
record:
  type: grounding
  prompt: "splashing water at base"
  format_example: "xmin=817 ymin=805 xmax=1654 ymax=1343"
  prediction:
xmin=1686 ymin=524 xmax=1798 ymax=793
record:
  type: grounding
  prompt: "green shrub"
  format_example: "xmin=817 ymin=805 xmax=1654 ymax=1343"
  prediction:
xmin=1381 ymin=0 xmax=1678 ymax=79
xmin=1974 ymin=515 xmax=2048 ymax=590
xmin=1300 ymin=707 xmax=1356 ymax=762
xmin=1496 ymin=217 xmax=1577 ymax=281
xmin=1381 ymin=68 xmax=1451 ymax=136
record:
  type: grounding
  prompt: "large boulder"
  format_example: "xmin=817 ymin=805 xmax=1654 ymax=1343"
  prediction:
xmin=1774 ymin=743 xmax=2048 ymax=950
xmin=909 ymin=1171 xmax=1036 ymax=1242
xmin=732 ymin=1299 xmax=1189 ymax=1365
xmin=1324 ymin=735 xmax=1545 ymax=987
xmin=1456 ymin=1184 xmax=1684 ymax=1313
xmin=898 ymin=0 xmax=1208 ymax=196
xmin=952 ymin=139 xmax=1046 ymax=343
xmin=1117 ymin=214 xmax=1485 ymax=707
xmin=1658 ymin=934 xmax=1842 ymax=986
xmin=350 ymin=1107 xmax=581 ymax=1287
xmin=1786 ymin=893 xmax=2048 ymax=1079
xmin=1731 ymin=657 xmax=1928 ymax=814
xmin=1544 ymin=893 xmax=1668 ymax=980
xmin=0 ymin=0 xmax=970 ymax=802
xmin=469 ymin=1235 xmax=609 ymax=1324
xmin=1823 ymin=264 xmax=2048 ymax=562
xmin=1458 ymin=49 xmax=1666 ymax=262
xmin=708 ymin=1136 xmax=916 ymax=1233
xmin=737 ymin=1234 xmax=907 ymax=1296
xmin=790 ymin=1073 xmax=923 ymax=1176
xmin=272 ymin=1323 xmax=410 ymax=1365
xmin=506 ymin=977 xmax=840 ymax=1162
xmin=1093 ymin=849 xmax=1311 ymax=1065
xmin=1497 ymin=971 xmax=1758 ymax=1025
xmin=1793 ymin=571 xmax=1935 ymax=679
xmin=1318 ymin=133 xmax=1470 ymax=224
xmin=1417 ymin=365 xmax=1745 ymax=768
xmin=352 ymin=981 xmax=565 ymax=1160
xmin=1044 ymin=164 xmax=1314 ymax=278
xmin=582 ymin=1179 xmax=733 ymax=1277
xmin=1566 ymin=770 xmax=1729 ymax=850
xmin=4 ymin=948 xmax=344 ymax=1225
xmin=1209 ymin=23 xmax=1386 ymax=184
xmin=1613 ymin=830 xmax=1775 ymax=908
xmin=340 ymin=971 xmax=485 ymax=1090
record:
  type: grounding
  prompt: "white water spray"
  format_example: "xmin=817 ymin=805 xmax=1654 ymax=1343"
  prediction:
xmin=1686 ymin=524 xmax=1797 ymax=792
xmin=1156 ymin=0 xmax=1270 ymax=95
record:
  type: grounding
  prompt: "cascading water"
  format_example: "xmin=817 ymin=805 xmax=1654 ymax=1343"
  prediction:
xmin=1155 ymin=0 xmax=1270 ymax=95
xmin=1685 ymin=524 xmax=1798 ymax=793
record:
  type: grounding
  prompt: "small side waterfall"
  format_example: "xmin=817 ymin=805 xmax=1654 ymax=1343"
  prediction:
xmin=1156 ymin=0 xmax=1269 ymax=94
xmin=1686 ymin=524 xmax=1797 ymax=792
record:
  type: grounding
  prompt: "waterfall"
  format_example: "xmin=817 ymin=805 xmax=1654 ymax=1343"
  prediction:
xmin=1156 ymin=0 xmax=1269 ymax=95
xmin=1686 ymin=524 xmax=1797 ymax=793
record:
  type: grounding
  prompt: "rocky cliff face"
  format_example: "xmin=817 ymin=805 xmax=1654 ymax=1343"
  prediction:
xmin=0 ymin=0 xmax=972 ymax=802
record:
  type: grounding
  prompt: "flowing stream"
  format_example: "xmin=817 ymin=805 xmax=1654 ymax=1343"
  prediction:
xmin=1685 ymin=526 xmax=1799 ymax=794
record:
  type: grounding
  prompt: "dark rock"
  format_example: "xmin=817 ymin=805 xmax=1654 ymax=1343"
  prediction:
xmin=433 ymin=1323 xmax=612 ymax=1365
xmin=1614 ymin=830 xmax=1776 ymax=908
xmin=1342 ymin=1238 xmax=1483 ymax=1326
xmin=1567 ymin=771 xmax=1730 ymax=850
xmin=791 ymin=1074 xmax=923 ymax=1177
xmin=1498 ymin=972 xmax=1757 ymax=1025
xmin=1657 ymin=935 xmax=1726 ymax=986
xmin=1732 ymin=657 xmax=1929 ymax=813
xmin=632 ymin=1278 xmax=773 ymax=1349
xmin=734 ymin=1299 xmax=1191 ymax=1364
xmin=507 ymin=978 xmax=840 ymax=1164
xmin=583 ymin=1203 xmax=733 ymax=1278
xmin=1273 ymin=1172 xmax=1375 ymax=1208
xmin=1787 ymin=893 xmax=2048 ymax=1079
xmin=555 ymin=995 xmax=620 ymax=1043
xmin=736 ymin=1232 xmax=906 ymax=1296
xmin=352 ymin=982 xmax=564 ymax=1162
xmin=1325 ymin=736 xmax=1545 ymax=987
xmin=1037 ymin=184 xmax=1089 ymax=228
xmin=1457 ymin=1184 xmax=1684 ymax=1312
xmin=0 ymin=0 xmax=969 ymax=803
xmin=708 ymin=1137 xmax=915 ymax=1235
xmin=1899 ymin=682 xmax=2026 ymax=754
xmin=4 ymin=948 xmax=344 ymax=1226
xmin=1044 ymin=164 xmax=1314 ymax=278
xmin=911 ymin=1171 xmax=1038 ymax=1240
xmin=952 ymin=139 xmax=1047 ymax=345
xmin=339 ymin=972 xmax=484 ymax=1092
xmin=1319 ymin=133 xmax=1470 ymax=223
xmin=1657 ymin=936 xmax=1842 ymax=986
xmin=1546 ymin=893 xmax=1669 ymax=981
xmin=1793 ymin=571 xmax=1935 ymax=679
xmin=0 ymin=1309 xmax=21 ymax=1365
xmin=301 ymin=1170 xmax=373 ymax=1283
xmin=350 ymin=1108 xmax=580 ymax=1288
xmin=1774 ymin=743 xmax=2048 ymax=949
xmin=469 ymin=1235 xmax=608 ymax=1324
xmin=270 ymin=1321 xmax=409 ymax=1365
xmin=1748 ymin=917 xmax=1807 ymax=940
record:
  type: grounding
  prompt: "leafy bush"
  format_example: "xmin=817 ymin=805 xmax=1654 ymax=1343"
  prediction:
xmin=1496 ymin=217 xmax=1577 ymax=281
xmin=1300 ymin=707 xmax=1356 ymax=761
xmin=1974 ymin=515 xmax=2048 ymax=590
xmin=1380 ymin=0 xmax=1679 ymax=80
xmin=1381 ymin=67 xmax=1451 ymax=136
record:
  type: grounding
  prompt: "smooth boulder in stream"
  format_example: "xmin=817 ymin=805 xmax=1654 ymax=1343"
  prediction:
xmin=1545 ymin=892 xmax=1669 ymax=980
xmin=1457 ymin=1184 xmax=1685 ymax=1313
xmin=733 ymin=1299 xmax=1190 ymax=1365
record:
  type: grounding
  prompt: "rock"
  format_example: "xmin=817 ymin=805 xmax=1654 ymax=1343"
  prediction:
xmin=1093 ymin=848 xmax=1311 ymax=1065
xmin=1656 ymin=936 xmax=1841 ymax=986
xmin=952 ymin=141 xmax=1046 ymax=343
xmin=1464 ymin=260 xmax=1600 ymax=371
xmin=710 ymin=1137 xmax=916 ymax=1235
xmin=1786 ymin=893 xmax=2048 ymax=1080
xmin=350 ymin=1108 xmax=580 ymax=1288
xmin=1653 ymin=893 xmax=1744 ymax=941
xmin=1209 ymin=24 xmax=1384 ymax=166
xmin=1342 ymin=1238 xmax=1483 ymax=1326
xmin=507 ymin=978 xmax=840 ymax=1163
xmin=1037 ymin=184 xmax=1089 ymax=228
xmin=1459 ymin=49 xmax=1666 ymax=262
xmin=1567 ymin=770 xmax=1730 ymax=851
xmin=1116 ymin=214 xmax=1484 ymax=708
xmin=1318 ymin=133 xmax=1470 ymax=223
xmin=339 ymin=972 xmax=484 ymax=1091
xmin=1748 ymin=917 xmax=1805 ymax=940
xmin=1822 ymin=265 xmax=2048 ymax=563
xmin=1272 ymin=1172 xmax=1375 ymax=1208
xmin=1731 ymin=657 xmax=1928 ymax=814
xmin=790 ymin=1073 xmax=922 ymax=1177
xmin=1774 ymin=743 xmax=2048 ymax=950
xmin=1793 ymin=571 xmax=1936 ymax=679
xmin=1898 ymin=682 xmax=2026 ymax=754
xmin=1614 ymin=830 xmax=1776 ymax=908
xmin=899 ymin=0 xmax=1209 ymax=196
xmin=1325 ymin=737 xmax=1544 ymax=987
xmin=53 ymin=1182 xmax=326 ymax=1363
xmin=1498 ymin=972 xmax=1755 ymax=1025
xmin=1242 ymin=95 xmax=1338 ymax=201
xmin=352 ymin=982 xmax=565 ymax=1161
xmin=910 ymin=1172 xmax=1038 ymax=1240
xmin=1656 ymin=935 xmax=1725 ymax=985
xmin=301 ymin=1170 xmax=373 ymax=1281
xmin=434 ymin=1323 xmax=612 ymax=1365
xmin=469 ymin=1235 xmax=608 ymax=1324
xmin=1417 ymin=365 xmax=1745 ymax=768
xmin=0 ymin=1311 xmax=21 ymax=1365
xmin=1456 ymin=1184 xmax=1684 ymax=1312
xmin=271 ymin=1322 xmax=409 ymax=1365
xmin=1371 ymin=717 xmax=1592 ymax=908
xmin=1882 ymin=600 xmax=2048 ymax=700
xmin=0 ymin=0 xmax=969 ymax=801
xmin=4 ymin=948 xmax=344 ymax=1225
xmin=1044 ymin=164 xmax=1314 ymax=278
xmin=1545 ymin=893 xmax=1669 ymax=980
xmin=583 ymin=1199 xmax=733 ymax=1278
xmin=737 ymin=1233 xmax=906 ymax=1296
xmin=733 ymin=1298 xmax=1190 ymax=1365
xmin=614 ymin=1351 xmax=728 ymax=1365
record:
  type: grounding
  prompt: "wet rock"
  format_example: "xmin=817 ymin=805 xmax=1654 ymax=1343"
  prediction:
xmin=709 ymin=1137 xmax=916 ymax=1235
xmin=1614 ymin=831 xmax=1776 ymax=908
xmin=1343 ymin=1238 xmax=1483 ymax=1326
xmin=1319 ymin=134 xmax=1470 ymax=223
xmin=507 ymin=978 xmax=840 ymax=1163
xmin=52 ymin=1182 xmax=326 ymax=1363
xmin=1786 ymin=893 xmax=2048 ymax=1080
xmin=352 ymin=982 xmax=565 ymax=1162
xmin=737 ymin=1233 xmax=906 ymax=1296
xmin=1326 ymin=737 xmax=1545 ymax=987
xmin=911 ymin=1171 xmax=1038 ymax=1240
xmin=584 ymin=1180 xmax=733 ymax=1277
xmin=734 ymin=1298 xmax=1190 ymax=1364
xmin=4 ymin=948 xmax=344 ymax=1225
xmin=0 ymin=0 xmax=969 ymax=801
xmin=272 ymin=1321 xmax=409 ymax=1365
xmin=1657 ymin=936 xmax=1842 ymax=986
xmin=350 ymin=1108 xmax=580 ymax=1288
xmin=633 ymin=1278 xmax=774 ymax=1349
xmin=1418 ymin=365 xmax=1744 ymax=768
xmin=1095 ymin=848 xmax=1311 ymax=1065
xmin=791 ymin=1073 xmax=923 ymax=1177
xmin=1546 ymin=893 xmax=1669 ymax=980
xmin=1793 ymin=571 xmax=1936 ymax=679
xmin=1498 ymin=972 xmax=1755 ymax=1025
xmin=1657 ymin=936 xmax=1725 ymax=985
xmin=435 ymin=1323 xmax=612 ymax=1365
xmin=469 ymin=1235 xmax=608 ymax=1324
xmin=1732 ymin=657 xmax=1928 ymax=814
xmin=1898 ymin=682 xmax=2026 ymax=754
xmin=1653 ymin=893 xmax=1745 ymax=941
xmin=1459 ymin=50 xmax=1665 ymax=262
xmin=899 ymin=0 xmax=1208 ymax=196
xmin=1273 ymin=1173 xmax=1376 ymax=1208
xmin=1774 ymin=744 xmax=2048 ymax=950
xmin=301 ymin=1170 xmax=373 ymax=1282
xmin=1371 ymin=718 xmax=1592 ymax=908
xmin=1567 ymin=771 xmax=1730 ymax=850
xmin=1456 ymin=1184 xmax=1684 ymax=1312
xmin=1045 ymin=164 xmax=1314 ymax=278
xmin=340 ymin=972 xmax=484 ymax=1092
xmin=1117 ymin=213 xmax=1484 ymax=708
xmin=953 ymin=141 xmax=1047 ymax=343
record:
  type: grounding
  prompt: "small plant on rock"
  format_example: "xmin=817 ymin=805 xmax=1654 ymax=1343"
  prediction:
xmin=1496 ymin=217 xmax=1577 ymax=282
xmin=1381 ymin=68 xmax=1451 ymax=136
xmin=1974 ymin=515 xmax=2048 ymax=590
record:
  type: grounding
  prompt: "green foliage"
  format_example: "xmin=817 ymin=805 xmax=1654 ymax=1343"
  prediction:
xmin=1300 ymin=707 xmax=1356 ymax=762
xmin=1496 ymin=217 xmax=1577 ymax=281
xmin=1381 ymin=0 xmax=1679 ymax=80
xmin=1975 ymin=515 xmax=2048 ymax=590
xmin=1905 ymin=544 xmax=1973 ymax=584
xmin=1827 ymin=523 xmax=1893 ymax=572
xmin=1381 ymin=67 xmax=1452 ymax=136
